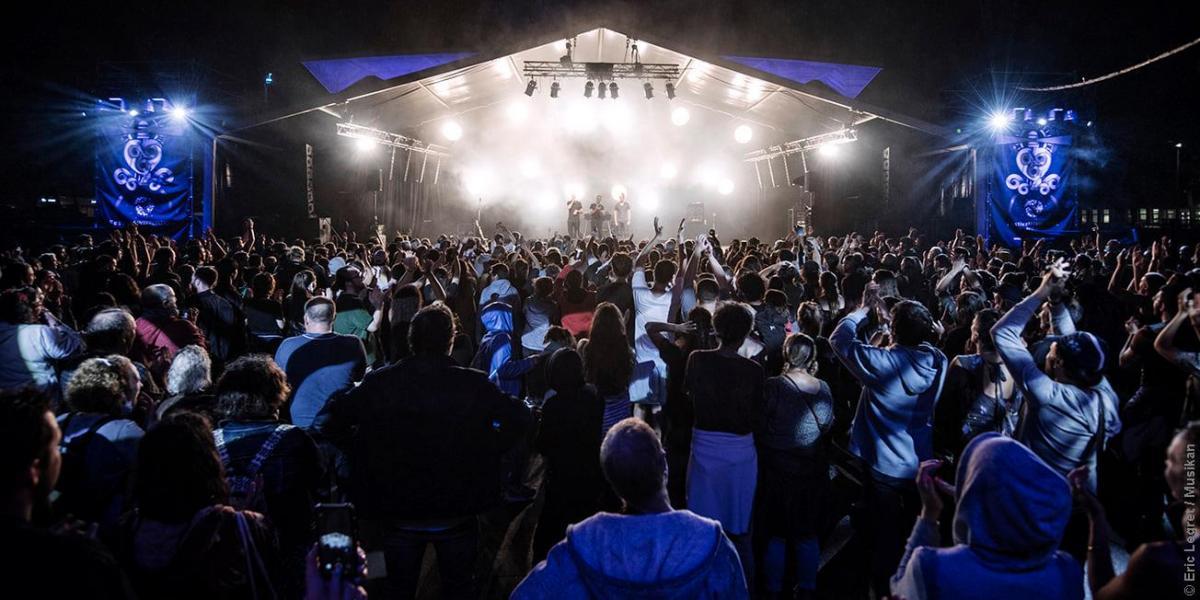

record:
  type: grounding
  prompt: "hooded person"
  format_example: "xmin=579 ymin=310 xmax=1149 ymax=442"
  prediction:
xmin=513 ymin=418 xmax=748 ymax=599
xmin=890 ymin=433 xmax=1082 ymax=600
xmin=472 ymin=301 xmax=520 ymax=396
xmin=829 ymin=284 xmax=948 ymax=594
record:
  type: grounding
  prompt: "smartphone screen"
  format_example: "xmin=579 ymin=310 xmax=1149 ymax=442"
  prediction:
xmin=315 ymin=503 xmax=357 ymax=578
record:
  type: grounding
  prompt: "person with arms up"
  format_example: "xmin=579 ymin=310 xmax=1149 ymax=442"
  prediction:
xmin=830 ymin=281 xmax=947 ymax=596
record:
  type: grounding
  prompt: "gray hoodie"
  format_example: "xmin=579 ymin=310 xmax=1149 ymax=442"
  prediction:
xmin=991 ymin=293 xmax=1120 ymax=491
xmin=832 ymin=308 xmax=948 ymax=479
xmin=511 ymin=510 xmax=748 ymax=599
xmin=891 ymin=433 xmax=1082 ymax=599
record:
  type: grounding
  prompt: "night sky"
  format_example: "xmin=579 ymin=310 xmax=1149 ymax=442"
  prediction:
xmin=3 ymin=0 xmax=1197 ymax=205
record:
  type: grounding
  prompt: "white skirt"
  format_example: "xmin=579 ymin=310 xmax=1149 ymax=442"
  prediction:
xmin=687 ymin=428 xmax=757 ymax=535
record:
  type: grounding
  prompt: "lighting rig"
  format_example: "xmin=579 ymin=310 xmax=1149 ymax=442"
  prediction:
xmin=337 ymin=122 xmax=450 ymax=184
xmin=521 ymin=38 xmax=682 ymax=100
xmin=743 ymin=129 xmax=858 ymax=189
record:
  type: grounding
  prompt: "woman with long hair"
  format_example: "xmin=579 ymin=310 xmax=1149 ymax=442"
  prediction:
xmin=115 ymin=412 xmax=283 ymax=599
xmin=580 ymin=302 xmax=634 ymax=436
xmin=283 ymin=270 xmax=317 ymax=336
xmin=557 ymin=268 xmax=597 ymax=338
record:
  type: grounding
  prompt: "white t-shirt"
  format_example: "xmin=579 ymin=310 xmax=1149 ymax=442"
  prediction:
xmin=632 ymin=269 xmax=672 ymax=363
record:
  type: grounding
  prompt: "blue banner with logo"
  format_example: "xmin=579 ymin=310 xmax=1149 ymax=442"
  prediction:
xmin=95 ymin=112 xmax=194 ymax=237
xmin=988 ymin=125 xmax=1075 ymax=246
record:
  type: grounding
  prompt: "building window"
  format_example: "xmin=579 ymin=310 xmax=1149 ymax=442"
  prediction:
xmin=1139 ymin=208 xmax=1148 ymax=222
xmin=1103 ymin=209 xmax=1110 ymax=224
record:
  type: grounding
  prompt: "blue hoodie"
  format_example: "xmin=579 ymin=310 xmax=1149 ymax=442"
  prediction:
xmin=512 ymin=511 xmax=748 ymax=599
xmin=891 ymin=433 xmax=1082 ymax=600
xmin=473 ymin=302 xmax=520 ymax=397
xmin=831 ymin=308 xmax=948 ymax=479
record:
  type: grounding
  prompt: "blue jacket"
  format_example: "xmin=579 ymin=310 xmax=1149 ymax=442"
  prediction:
xmin=473 ymin=302 xmax=521 ymax=397
xmin=831 ymin=308 xmax=947 ymax=479
xmin=891 ymin=433 xmax=1082 ymax=599
xmin=513 ymin=510 xmax=748 ymax=599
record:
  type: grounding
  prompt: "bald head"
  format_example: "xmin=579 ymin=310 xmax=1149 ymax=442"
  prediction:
xmin=140 ymin=284 xmax=177 ymax=313
xmin=600 ymin=418 xmax=668 ymax=509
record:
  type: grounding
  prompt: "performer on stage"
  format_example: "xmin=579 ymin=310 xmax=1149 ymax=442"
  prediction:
xmin=588 ymin=195 xmax=606 ymax=237
xmin=613 ymin=193 xmax=631 ymax=238
xmin=566 ymin=195 xmax=583 ymax=238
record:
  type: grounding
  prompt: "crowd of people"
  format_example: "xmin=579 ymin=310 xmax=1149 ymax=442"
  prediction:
xmin=0 ymin=215 xmax=1196 ymax=599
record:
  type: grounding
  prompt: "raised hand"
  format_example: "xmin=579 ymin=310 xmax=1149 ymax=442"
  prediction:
xmin=653 ymin=217 xmax=663 ymax=237
xmin=1035 ymin=257 xmax=1070 ymax=300
xmin=916 ymin=459 xmax=954 ymax=521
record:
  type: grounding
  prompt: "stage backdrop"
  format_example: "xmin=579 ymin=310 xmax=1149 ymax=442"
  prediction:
xmin=987 ymin=123 xmax=1075 ymax=246
xmin=95 ymin=113 xmax=194 ymax=237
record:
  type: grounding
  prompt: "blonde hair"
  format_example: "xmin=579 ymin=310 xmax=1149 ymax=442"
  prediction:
xmin=66 ymin=355 xmax=136 ymax=415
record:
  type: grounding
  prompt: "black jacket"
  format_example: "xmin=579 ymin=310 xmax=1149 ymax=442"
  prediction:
xmin=321 ymin=353 xmax=531 ymax=520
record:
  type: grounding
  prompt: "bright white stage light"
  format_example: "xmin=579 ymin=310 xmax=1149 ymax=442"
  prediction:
xmin=660 ymin=163 xmax=678 ymax=180
xmin=717 ymin=179 xmax=735 ymax=195
xmin=1036 ymin=117 xmax=1048 ymax=126
xmin=519 ymin=157 xmax=541 ymax=179
xmin=169 ymin=106 xmax=188 ymax=120
xmin=642 ymin=191 xmax=660 ymax=211
xmin=354 ymin=137 xmax=375 ymax=152
xmin=128 ymin=109 xmax=139 ymax=117
xmin=441 ymin=120 xmax=463 ymax=141
xmin=611 ymin=184 xmax=627 ymax=199
xmin=696 ymin=161 xmax=722 ymax=185
xmin=987 ymin=112 xmax=1012 ymax=131
xmin=671 ymin=107 xmax=690 ymax=126
xmin=734 ymin=125 xmax=753 ymax=144
xmin=506 ymin=101 xmax=529 ymax=123
xmin=464 ymin=168 xmax=492 ymax=197
xmin=494 ymin=59 xmax=513 ymax=80
xmin=818 ymin=143 xmax=841 ymax=158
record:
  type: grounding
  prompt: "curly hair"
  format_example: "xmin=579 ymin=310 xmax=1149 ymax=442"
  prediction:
xmin=65 ymin=355 xmax=136 ymax=415
xmin=584 ymin=302 xmax=633 ymax=396
xmin=215 ymin=355 xmax=290 ymax=420
xmin=166 ymin=345 xmax=212 ymax=397
xmin=0 ymin=286 xmax=42 ymax=324
xmin=713 ymin=302 xmax=754 ymax=348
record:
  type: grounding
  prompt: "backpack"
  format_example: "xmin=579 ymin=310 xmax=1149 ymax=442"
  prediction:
xmin=56 ymin=413 xmax=116 ymax=516
xmin=755 ymin=308 xmax=789 ymax=353
xmin=213 ymin=424 xmax=292 ymax=512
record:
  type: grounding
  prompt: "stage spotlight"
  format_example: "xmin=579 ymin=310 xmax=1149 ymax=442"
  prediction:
xmin=987 ymin=112 xmax=1012 ymax=131
xmin=717 ymin=179 xmax=735 ymax=195
xmin=642 ymin=191 xmax=660 ymax=211
xmin=1178 ymin=142 xmax=1185 ymax=149
xmin=818 ymin=143 xmax=841 ymax=158
xmin=464 ymin=168 xmax=492 ymax=197
xmin=665 ymin=82 xmax=676 ymax=100
xmin=671 ymin=107 xmax=690 ymax=126
xmin=525 ymin=79 xmax=538 ymax=97
xmin=660 ymin=163 xmax=678 ymax=180
xmin=599 ymin=82 xmax=607 ymax=99
xmin=168 ymin=106 xmax=188 ymax=120
xmin=507 ymin=101 xmax=529 ymax=123
xmin=1036 ymin=117 xmax=1048 ymax=126
xmin=354 ymin=137 xmax=375 ymax=152
xmin=128 ymin=109 xmax=139 ymax=117
xmin=734 ymin=125 xmax=753 ymax=144
xmin=441 ymin=120 xmax=463 ymax=141
xmin=584 ymin=81 xmax=595 ymax=98
xmin=643 ymin=82 xmax=654 ymax=99
xmin=550 ymin=81 xmax=560 ymax=98
xmin=609 ymin=82 xmax=619 ymax=99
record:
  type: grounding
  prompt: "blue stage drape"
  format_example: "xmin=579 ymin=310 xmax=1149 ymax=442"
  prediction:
xmin=95 ymin=113 xmax=194 ymax=238
xmin=987 ymin=126 xmax=1075 ymax=245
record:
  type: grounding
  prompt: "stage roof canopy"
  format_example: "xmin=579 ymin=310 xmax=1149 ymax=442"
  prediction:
xmin=256 ymin=26 xmax=945 ymax=146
